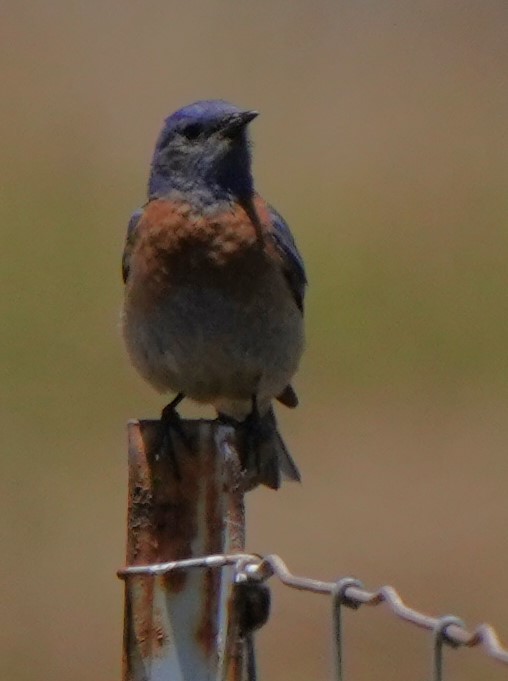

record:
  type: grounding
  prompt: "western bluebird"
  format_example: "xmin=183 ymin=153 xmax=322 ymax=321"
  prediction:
xmin=122 ymin=100 xmax=307 ymax=489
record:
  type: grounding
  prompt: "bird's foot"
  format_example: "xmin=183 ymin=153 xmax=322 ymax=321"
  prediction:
xmin=154 ymin=393 xmax=190 ymax=478
xmin=240 ymin=404 xmax=273 ymax=476
xmin=218 ymin=398 xmax=278 ymax=488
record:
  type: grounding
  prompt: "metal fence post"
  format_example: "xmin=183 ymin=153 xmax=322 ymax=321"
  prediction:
xmin=121 ymin=419 xmax=246 ymax=681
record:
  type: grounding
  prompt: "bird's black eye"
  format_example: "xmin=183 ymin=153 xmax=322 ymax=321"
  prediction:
xmin=182 ymin=123 xmax=202 ymax=140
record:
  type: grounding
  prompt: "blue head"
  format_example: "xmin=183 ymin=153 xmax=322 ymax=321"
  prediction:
xmin=148 ymin=100 xmax=259 ymax=201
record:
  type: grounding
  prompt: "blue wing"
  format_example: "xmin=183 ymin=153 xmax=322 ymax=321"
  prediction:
xmin=269 ymin=205 xmax=307 ymax=313
xmin=122 ymin=208 xmax=144 ymax=283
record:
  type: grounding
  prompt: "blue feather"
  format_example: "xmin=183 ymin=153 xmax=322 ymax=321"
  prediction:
xmin=269 ymin=205 xmax=307 ymax=313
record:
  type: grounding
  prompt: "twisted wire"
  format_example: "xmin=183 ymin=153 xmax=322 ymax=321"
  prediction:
xmin=118 ymin=552 xmax=508 ymax=668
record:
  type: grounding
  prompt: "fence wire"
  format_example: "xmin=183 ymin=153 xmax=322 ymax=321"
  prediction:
xmin=118 ymin=552 xmax=508 ymax=681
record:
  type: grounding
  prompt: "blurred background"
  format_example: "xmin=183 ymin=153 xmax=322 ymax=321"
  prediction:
xmin=2 ymin=1 xmax=508 ymax=679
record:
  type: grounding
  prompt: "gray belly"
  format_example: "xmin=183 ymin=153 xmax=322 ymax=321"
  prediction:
xmin=123 ymin=283 xmax=304 ymax=405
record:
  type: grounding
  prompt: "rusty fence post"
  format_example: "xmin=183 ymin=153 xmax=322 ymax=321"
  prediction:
xmin=120 ymin=419 xmax=246 ymax=681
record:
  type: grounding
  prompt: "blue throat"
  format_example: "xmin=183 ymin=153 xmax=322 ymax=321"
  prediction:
xmin=148 ymin=147 xmax=254 ymax=204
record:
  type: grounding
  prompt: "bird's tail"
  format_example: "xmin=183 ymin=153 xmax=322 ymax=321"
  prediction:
xmin=251 ymin=406 xmax=301 ymax=490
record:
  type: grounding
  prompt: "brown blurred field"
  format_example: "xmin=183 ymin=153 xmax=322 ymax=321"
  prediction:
xmin=2 ymin=1 xmax=508 ymax=679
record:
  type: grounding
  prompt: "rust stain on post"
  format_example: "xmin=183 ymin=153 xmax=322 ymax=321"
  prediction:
xmin=122 ymin=419 xmax=246 ymax=681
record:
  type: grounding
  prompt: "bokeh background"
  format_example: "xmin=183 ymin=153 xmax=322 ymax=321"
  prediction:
xmin=2 ymin=1 xmax=508 ymax=679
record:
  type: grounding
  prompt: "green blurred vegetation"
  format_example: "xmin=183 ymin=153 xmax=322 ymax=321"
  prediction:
xmin=2 ymin=1 xmax=508 ymax=680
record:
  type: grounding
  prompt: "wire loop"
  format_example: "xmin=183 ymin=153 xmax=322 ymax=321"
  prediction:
xmin=332 ymin=578 xmax=364 ymax=681
xmin=432 ymin=615 xmax=466 ymax=681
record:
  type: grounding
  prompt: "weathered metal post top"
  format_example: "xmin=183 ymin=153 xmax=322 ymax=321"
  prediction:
xmin=119 ymin=419 xmax=249 ymax=681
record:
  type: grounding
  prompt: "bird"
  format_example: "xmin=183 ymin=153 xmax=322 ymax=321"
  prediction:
xmin=121 ymin=99 xmax=307 ymax=490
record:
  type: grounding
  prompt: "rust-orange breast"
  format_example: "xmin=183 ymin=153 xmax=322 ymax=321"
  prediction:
xmin=129 ymin=195 xmax=282 ymax=302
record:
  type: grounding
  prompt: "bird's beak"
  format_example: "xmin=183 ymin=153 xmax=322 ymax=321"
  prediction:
xmin=221 ymin=110 xmax=259 ymax=136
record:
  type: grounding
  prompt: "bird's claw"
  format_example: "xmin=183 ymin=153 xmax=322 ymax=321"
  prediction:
xmin=154 ymin=395 xmax=190 ymax=478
